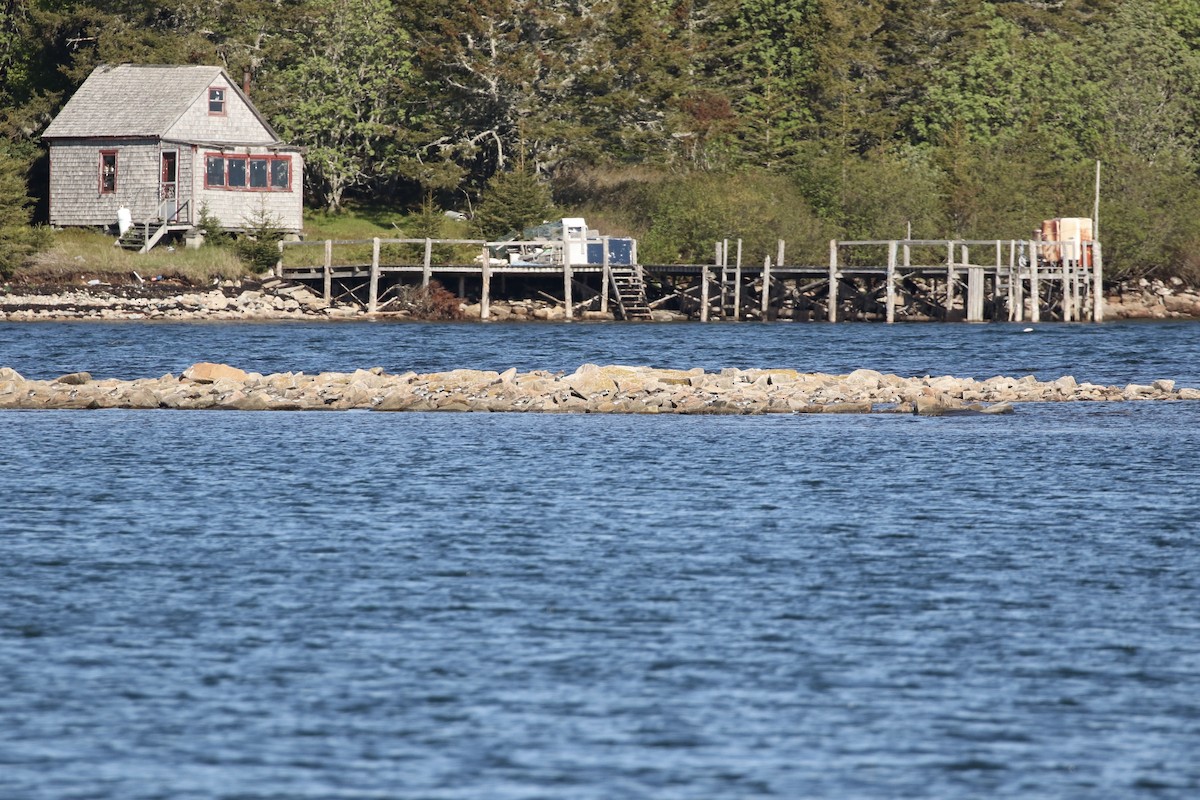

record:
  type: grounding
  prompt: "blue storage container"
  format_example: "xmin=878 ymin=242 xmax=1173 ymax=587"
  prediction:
xmin=586 ymin=238 xmax=634 ymax=265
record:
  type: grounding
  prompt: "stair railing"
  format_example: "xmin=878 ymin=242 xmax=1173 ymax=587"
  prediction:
xmin=157 ymin=198 xmax=190 ymax=225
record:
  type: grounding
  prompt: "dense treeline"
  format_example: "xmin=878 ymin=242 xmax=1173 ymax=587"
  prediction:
xmin=3 ymin=0 xmax=1200 ymax=279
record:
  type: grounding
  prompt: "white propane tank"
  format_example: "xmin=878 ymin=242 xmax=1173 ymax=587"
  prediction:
xmin=117 ymin=206 xmax=132 ymax=236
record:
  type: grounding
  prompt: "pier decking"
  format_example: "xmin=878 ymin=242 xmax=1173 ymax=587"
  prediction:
xmin=277 ymin=234 xmax=1103 ymax=323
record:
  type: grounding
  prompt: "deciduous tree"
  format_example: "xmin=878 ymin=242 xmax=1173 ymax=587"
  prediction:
xmin=267 ymin=0 xmax=414 ymax=212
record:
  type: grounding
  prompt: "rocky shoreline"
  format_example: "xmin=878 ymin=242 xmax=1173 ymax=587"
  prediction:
xmin=1104 ymin=277 xmax=1200 ymax=319
xmin=0 ymin=278 xmax=646 ymax=322
xmin=1 ymin=276 xmax=1196 ymax=322
xmin=2 ymin=363 xmax=1196 ymax=414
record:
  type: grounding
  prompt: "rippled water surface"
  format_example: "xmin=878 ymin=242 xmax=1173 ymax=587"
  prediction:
xmin=2 ymin=318 xmax=1200 ymax=386
xmin=2 ymin=321 xmax=1200 ymax=798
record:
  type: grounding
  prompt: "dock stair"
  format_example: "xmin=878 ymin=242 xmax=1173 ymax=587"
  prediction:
xmin=609 ymin=266 xmax=653 ymax=320
xmin=719 ymin=265 xmax=739 ymax=319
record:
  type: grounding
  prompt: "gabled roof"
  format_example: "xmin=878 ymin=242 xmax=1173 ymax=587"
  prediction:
xmin=42 ymin=63 xmax=281 ymax=142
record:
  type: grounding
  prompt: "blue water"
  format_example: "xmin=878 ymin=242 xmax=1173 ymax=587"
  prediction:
xmin=2 ymin=318 xmax=1199 ymax=386
xmin=3 ymin=321 xmax=1200 ymax=799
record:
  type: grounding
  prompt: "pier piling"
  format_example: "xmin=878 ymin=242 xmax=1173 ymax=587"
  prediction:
xmin=279 ymin=232 xmax=1103 ymax=324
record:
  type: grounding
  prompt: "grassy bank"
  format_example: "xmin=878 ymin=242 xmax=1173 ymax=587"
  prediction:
xmin=7 ymin=204 xmax=479 ymax=288
xmin=15 ymin=228 xmax=247 ymax=286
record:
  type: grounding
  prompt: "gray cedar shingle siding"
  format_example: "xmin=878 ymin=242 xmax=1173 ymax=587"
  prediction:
xmin=43 ymin=64 xmax=303 ymax=232
xmin=164 ymin=79 xmax=279 ymax=145
xmin=194 ymin=150 xmax=303 ymax=231
xmin=49 ymin=140 xmax=163 ymax=226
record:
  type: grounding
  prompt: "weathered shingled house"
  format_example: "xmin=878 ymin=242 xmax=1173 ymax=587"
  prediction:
xmin=41 ymin=63 xmax=303 ymax=250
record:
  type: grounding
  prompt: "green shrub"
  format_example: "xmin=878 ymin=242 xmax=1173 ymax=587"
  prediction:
xmin=196 ymin=203 xmax=229 ymax=246
xmin=234 ymin=205 xmax=285 ymax=274
xmin=629 ymin=169 xmax=833 ymax=266
xmin=1100 ymin=152 xmax=1200 ymax=281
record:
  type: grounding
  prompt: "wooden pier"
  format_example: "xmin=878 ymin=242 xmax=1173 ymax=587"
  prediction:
xmin=278 ymin=234 xmax=1103 ymax=323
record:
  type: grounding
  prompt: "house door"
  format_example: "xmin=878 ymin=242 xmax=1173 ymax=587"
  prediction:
xmin=160 ymin=151 xmax=178 ymax=222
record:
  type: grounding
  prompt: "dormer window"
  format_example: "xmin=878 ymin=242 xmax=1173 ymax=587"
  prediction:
xmin=208 ymin=87 xmax=226 ymax=115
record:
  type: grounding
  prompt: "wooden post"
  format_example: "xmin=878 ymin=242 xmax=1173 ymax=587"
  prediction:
xmin=828 ymin=239 xmax=838 ymax=323
xmin=1061 ymin=243 xmax=1071 ymax=322
xmin=1006 ymin=240 xmax=1014 ymax=322
xmin=733 ymin=238 xmax=743 ymax=321
xmin=323 ymin=239 xmax=332 ymax=303
xmin=422 ymin=238 xmax=433 ymax=288
xmin=1080 ymin=232 xmax=1089 ymax=321
xmin=600 ymin=237 xmax=610 ymax=314
xmin=1030 ymin=234 xmax=1041 ymax=323
xmin=715 ymin=237 xmax=724 ymax=319
xmin=367 ymin=237 xmax=380 ymax=313
xmin=480 ymin=246 xmax=491 ymax=320
xmin=1010 ymin=240 xmax=1020 ymax=322
xmin=1093 ymin=241 xmax=1104 ymax=322
xmin=777 ymin=239 xmax=786 ymax=270
xmin=705 ymin=241 xmax=720 ymax=322
xmin=962 ymin=244 xmax=980 ymax=322
xmin=761 ymin=256 xmax=772 ymax=319
xmin=886 ymin=240 xmax=897 ymax=324
xmin=275 ymin=240 xmax=284 ymax=278
xmin=1063 ymin=240 xmax=1073 ymax=322
xmin=967 ymin=267 xmax=984 ymax=322
xmin=995 ymin=240 xmax=1003 ymax=320
xmin=1080 ymin=260 xmax=1090 ymax=322
xmin=945 ymin=240 xmax=956 ymax=317
xmin=562 ymin=229 xmax=573 ymax=322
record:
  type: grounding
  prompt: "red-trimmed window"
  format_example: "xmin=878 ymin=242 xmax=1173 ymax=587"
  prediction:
xmin=204 ymin=154 xmax=292 ymax=191
xmin=227 ymin=158 xmax=247 ymax=187
xmin=99 ymin=150 xmax=117 ymax=193
xmin=269 ymin=159 xmax=289 ymax=189
xmin=208 ymin=87 xmax=226 ymax=115
xmin=205 ymin=155 xmax=225 ymax=186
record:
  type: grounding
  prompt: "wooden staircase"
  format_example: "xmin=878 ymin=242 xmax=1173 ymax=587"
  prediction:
xmin=609 ymin=265 xmax=653 ymax=320
xmin=116 ymin=220 xmax=172 ymax=254
xmin=115 ymin=200 xmax=192 ymax=253
xmin=719 ymin=265 xmax=739 ymax=319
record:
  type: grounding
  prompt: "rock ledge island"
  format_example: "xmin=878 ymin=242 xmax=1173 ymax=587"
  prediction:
xmin=2 ymin=363 xmax=1196 ymax=414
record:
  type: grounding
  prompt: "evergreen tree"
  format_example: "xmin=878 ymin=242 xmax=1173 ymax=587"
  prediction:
xmin=573 ymin=0 xmax=693 ymax=167
xmin=723 ymin=0 xmax=821 ymax=169
xmin=806 ymin=0 xmax=888 ymax=153
xmin=473 ymin=167 xmax=554 ymax=239
xmin=915 ymin=15 xmax=1098 ymax=160
xmin=0 ymin=139 xmax=38 ymax=278
xmin=882 ymin=0 xmax=992 ymax=145
xmin=1088 ymin=0 xmax=1200 ymax=167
